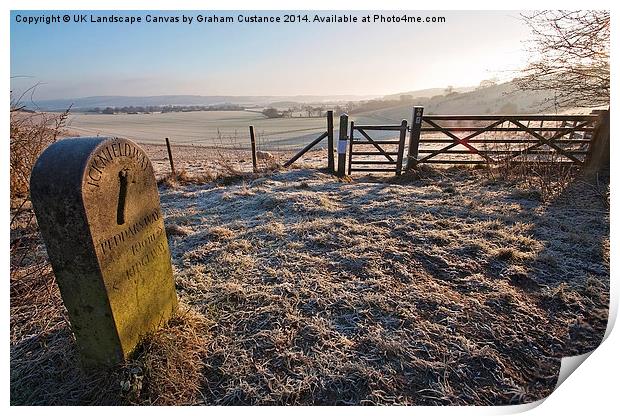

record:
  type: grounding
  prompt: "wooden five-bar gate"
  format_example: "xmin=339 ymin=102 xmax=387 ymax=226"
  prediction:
xmin=410 ymin=111 xmax=600 ymax=168
xmin=275 ymin=107 xmax=607 ymax=177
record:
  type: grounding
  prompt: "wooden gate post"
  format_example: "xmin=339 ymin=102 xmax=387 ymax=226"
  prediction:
xmin=327 ymin=111 xmax=335 ymax=173
xmin=348 ymin=120 xmax=355 ymax=175
xmin=584 ymin=109 xmax=610 ymax=176
xmin=406 ymin=106 xmax=424 ymax=170
xmin=249 ymin=125 xmax=258 ymax=173
xmin=396 ymin=120 xmax=408 ymax=175
xmin=337 ymin=114 xmax=349 ymax=177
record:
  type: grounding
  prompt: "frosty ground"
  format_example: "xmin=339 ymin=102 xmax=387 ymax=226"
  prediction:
xmin=10 ymin=148 xmax=609 ymax=405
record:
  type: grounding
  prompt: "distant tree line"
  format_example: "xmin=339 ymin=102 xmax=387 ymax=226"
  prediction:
xmin=261 ymin=105 xmax=332 ymax=119
xmin=347 ymin=93 xmax=432 ymax=114
xmin=88 ymin=104 xmax=244 ymax=114
xmin=261 ymin=108 xmax=286 ymax=118
xmin=263 ymin=96 xmax=434 ymax=118
xmin=261 ymin=105 xmax=337 ymax=118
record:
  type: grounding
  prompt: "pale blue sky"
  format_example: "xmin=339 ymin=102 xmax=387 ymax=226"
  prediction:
xmin=10 ymin=10 xmax=532 ymax=99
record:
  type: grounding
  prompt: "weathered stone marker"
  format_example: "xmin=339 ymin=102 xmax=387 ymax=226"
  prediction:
xmin=30 ymin=137 xmax=178 ymax=367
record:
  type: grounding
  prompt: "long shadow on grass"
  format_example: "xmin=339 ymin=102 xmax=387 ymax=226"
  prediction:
xmin=294 ymin=169 xmax=603 ymax=403
xmin=161 ymin=167 xmax=608 ymax=405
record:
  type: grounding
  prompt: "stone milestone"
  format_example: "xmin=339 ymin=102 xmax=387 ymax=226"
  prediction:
xmin=30 ymin=137 xmax=178 ymax=366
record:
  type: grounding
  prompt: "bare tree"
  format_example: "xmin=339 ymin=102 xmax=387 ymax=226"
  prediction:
xmin=518 ymin=10 xmax=609 ymax=108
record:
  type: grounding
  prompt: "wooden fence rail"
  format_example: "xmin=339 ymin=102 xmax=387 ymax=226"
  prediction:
xmin=282 ymin=111 xmax=336 ymax=172
xmin=276 ymin=107 xmax=607 ymax=177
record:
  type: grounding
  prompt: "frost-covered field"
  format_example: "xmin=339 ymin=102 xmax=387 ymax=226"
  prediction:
xmin=65 ymin=110 xmax=406 ymax=151
xmin=156 ymin=166 xmax=608 ymax=405
xmin=11 ymin=156 xmax=609 ymax=405
xmin=66 ymin=111 xmax=333 ymax=149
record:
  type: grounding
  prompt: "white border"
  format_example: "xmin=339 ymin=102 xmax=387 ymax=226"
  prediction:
xmin=4 ymin=1 xmax=617 ymax=414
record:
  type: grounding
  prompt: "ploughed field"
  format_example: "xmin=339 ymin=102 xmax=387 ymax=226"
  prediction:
xmin=10 ymin=159 xmax=609 ymax=405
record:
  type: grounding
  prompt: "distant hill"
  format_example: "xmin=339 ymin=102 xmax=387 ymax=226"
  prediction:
xmin=382 ymin=86 xmax=475 ymax=100
xmin=354 ymin=81 xmax=574 ymax=124
xmin=29 ymin=87 xmax=482 ymax=112
xmin=29 ymin=82 xmax=590 ymax=116
xmin=30 ymin=94 xmax=381 ymax=112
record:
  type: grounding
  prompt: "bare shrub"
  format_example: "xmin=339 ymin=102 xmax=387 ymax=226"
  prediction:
xmin=490 ymin=159 xmax=576 ymax=202
xmin=10 ymin=93 xmax=72 ymax=290
xmin=10 ymin=100 xmax=70 ymax=204
xmin=484 ymin=125 xmax=578 ymax=202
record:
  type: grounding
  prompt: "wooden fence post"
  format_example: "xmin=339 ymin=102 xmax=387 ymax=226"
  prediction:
xmin=584 ymin=109 xmax=610 ymax=176
xmin=165 ymin=137 xmax=176 ymax=177
xmin=249 ymin=125 xmax=258 ymax=173
xmin=337 ymin=114 xmax=349 ymax=177
xmin=348 ymin=120 xmax=354 ymax=175
xmin=406 ymin=106 xmax=423 ymax=170
xmin=327 ymin=111 xmax=334 ymax=173
xmin=396 ymin=120 xmax=408 ymax=175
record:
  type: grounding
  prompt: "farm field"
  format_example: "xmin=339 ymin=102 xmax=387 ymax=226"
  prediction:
xmin=66 ymin=111 xmax=335 ymax=150
xmin=65 ymin=110 xmax=403 ymax=150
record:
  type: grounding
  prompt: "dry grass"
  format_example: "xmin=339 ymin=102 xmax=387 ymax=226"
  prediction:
xmin=156 ymin=147 xmax=284 ymax=189
xmin=10 ymin=287 xmax=210 ymax=406
xmin=121 ymin=307 xmax=213 ymax=405
xmin=10 ymin=165 xmax=608 ymax=405
xmin=486 ymin=160 xmax=578 ymax=203
xmin=157 ymin=169 xmax=219 ymax=188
